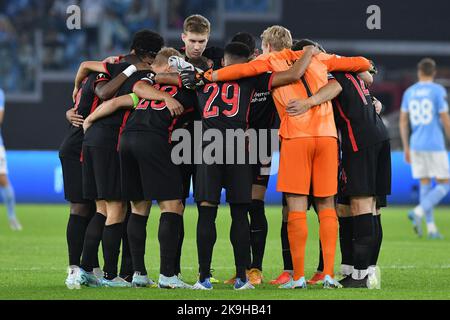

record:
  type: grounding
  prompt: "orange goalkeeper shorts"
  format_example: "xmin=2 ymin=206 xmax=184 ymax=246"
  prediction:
xmin=277 ymin=136 xmax=338 ymax=197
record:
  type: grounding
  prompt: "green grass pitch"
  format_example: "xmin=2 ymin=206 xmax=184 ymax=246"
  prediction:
xmin=0 ymin=205 xmax=449 ymax=300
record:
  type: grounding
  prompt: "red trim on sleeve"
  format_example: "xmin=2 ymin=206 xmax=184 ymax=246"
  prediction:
xmin=334 ymin=99 xmax=359 ymax=152
xmin=94 ymin=77 xmax=109 ymax=85
xmin=345 ymin=73 xmax=368 ymax=105
xmin=103 ymin=63 xmax=111 ymax=77
xmin=168 ymin=118 xmax=179 ymax=144
xmin=117 ymin=110 xmax=131 ymax=151
xmin=89 ymin=96 xmax=100 ymax=115
xmin=246 ymin=90 xmax=256 ymax=130
xmin=73 ymin=87 xmax=83 ymax=112
xmin=267 ymin=72 xmax=275 ymax=91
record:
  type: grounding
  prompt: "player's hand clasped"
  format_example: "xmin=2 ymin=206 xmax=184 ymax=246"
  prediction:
xmin=373 ymin=97 xmax=382 ymax=115
xmin=82 ymin=115 xmax=94 ymax=133
xmin=286 ymin=99 xmax=313 ymax=116
xmin=180 ymin=69 xmax=212 ymax=89
xmin=303 ymin=44 xmax=321 ymax=56
xmin=165 ymin=96 xmax=184 ymax=117
xmin=66 ymin=107 xmax=84 ymax=127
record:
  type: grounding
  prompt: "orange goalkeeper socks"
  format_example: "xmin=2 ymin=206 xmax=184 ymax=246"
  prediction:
xmin=287 ymin=211 xmax=308 ymax=281
xmin=318 ymin=208 xmax=338 ymax=276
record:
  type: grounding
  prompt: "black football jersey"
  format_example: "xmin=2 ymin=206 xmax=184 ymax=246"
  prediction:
xmin=248 ymin=88 xmax=279 ymax=130
xmin=124 ymin=80 xmax=199 ymax=142
xmin=196 ymin=73 xmax=274 ymax=135
xmin=83 ymin=64 xmax=150 ymax=149
xmin=74 ymin=72 xmax=109 ymax=119
xmin=59 ymin=72 xmax=109 ymax=159
xmin=332 ymin=72 xmax=389 ymax=152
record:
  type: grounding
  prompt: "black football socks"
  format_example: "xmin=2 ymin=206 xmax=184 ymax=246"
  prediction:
xmin=158 ymin=213 xmax=182 ymax=277
xmin=102 ymin=223 xmax=124 ymax=280
xmin=249 ymin=200 xmax=268 ymax=271
xmin=127 ymin=213 xmax=149 ymax=275
xmin=197 ymin=205 xmax=218 ymax=282
xmin=230 ymin=204 xmax=251 ymax=281
xmin=80 ymin=212 xmax=106 ymax=272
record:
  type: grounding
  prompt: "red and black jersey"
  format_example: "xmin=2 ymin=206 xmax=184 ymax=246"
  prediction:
xmin=196 ymin=72 xmax=274 ymax=137
xmin=248 ymin=88 xmax=279 ymax=130
xmin=123 ymin=79 xmax=199 ymax=142
xmin=74 ymin=72 xmax=109 ymax=119
xmin=331 ymin=72 xmax=389 ymax=153
xmin=83 ymin=64 xmax=149 ymax=149
xmin=59 ymin=72 xmax=108 ymax=159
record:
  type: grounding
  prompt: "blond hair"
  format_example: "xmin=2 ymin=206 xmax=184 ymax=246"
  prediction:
xmin=183 ymin=14 xmax=211 ymax=35
xmin=260 ymin=25 xmax=293 ymax=51
xmin=153 ymin=47 xmax=182 ymax=66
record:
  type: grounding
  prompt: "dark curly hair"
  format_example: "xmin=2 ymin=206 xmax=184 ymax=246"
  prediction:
xmin=130 ymin=29 xmax=165 ymax=60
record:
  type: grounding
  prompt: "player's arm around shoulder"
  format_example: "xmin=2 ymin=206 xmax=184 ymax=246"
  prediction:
xmin=286 ymin=79 xmax=343 ymax=117
xmin=270 ymin=45 xmax=321 ymax=88
xmin=206 ymin=58 xmax=271 ymax=82
xmin=318 ymin=52 xmax=373 ymax=73
xmin=73 ymin=61 xmax=110 ymax=101
xmin=133 ymin=80 xmax=183 ymax=117
xmin=83 ymin=94 xmax=136 ymax=133
xmin=95 ymin=62 xmax=154 ymax=100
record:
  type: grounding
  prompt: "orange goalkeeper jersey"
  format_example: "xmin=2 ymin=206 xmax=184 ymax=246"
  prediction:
xmin=206 ymin=49 xmax=371 ymax=139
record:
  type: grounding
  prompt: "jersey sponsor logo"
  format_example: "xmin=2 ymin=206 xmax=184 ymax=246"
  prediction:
xmin=251 ymin=91 xmax=270 ymax=104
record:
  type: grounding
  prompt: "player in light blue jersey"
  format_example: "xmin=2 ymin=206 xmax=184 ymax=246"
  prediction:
xmin=0 ymin=88 xmax=22 ymax=230
xmin=400 ymin=58 xmax=450 ymax=239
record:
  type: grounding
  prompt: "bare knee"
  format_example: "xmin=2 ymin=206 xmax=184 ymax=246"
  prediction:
xmin=200 ymin=201 xmax=217 ymax=208
xmin=436 ymin=178 xmax=450 ymax=185
xmin=105 ymin=201 xmax=127 ymax=224
xmin=285 ymin=194 xmax=308 ymax=212
xmin=96 ymin=200 xmax=107 ymax=216
xmin=0 ymin=174 xmax=9 ymax=187
xmin=70 ymin=202 xmax=94 ymax=217
xmin=159 ymin=200 xmax=184 ymax=215
xmin=337 ymin=204 xmax=351 ymax=218
xmin=252 ymin=185 xmax=267 ymax=201
xmin=314 ymin=196 xmax=335 ymax=212
xmin=350 ymin=197 xmax=374 ymax=215
xmin=282 ymin=205 xmax=289 ymax=222
xmin=131 ymin=201 xmax=151 ymax=216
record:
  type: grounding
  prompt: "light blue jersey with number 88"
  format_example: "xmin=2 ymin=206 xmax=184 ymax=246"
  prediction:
xmin=401 ymin=82 xmax=449 ymax=151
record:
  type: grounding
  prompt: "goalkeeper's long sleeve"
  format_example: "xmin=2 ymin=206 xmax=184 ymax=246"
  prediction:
xmin=203 ymin=59 xmax=271 ymax=82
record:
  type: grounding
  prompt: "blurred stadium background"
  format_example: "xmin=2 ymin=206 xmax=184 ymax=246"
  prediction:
xmin=1 ymin=0 xmax=450 ymax=204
